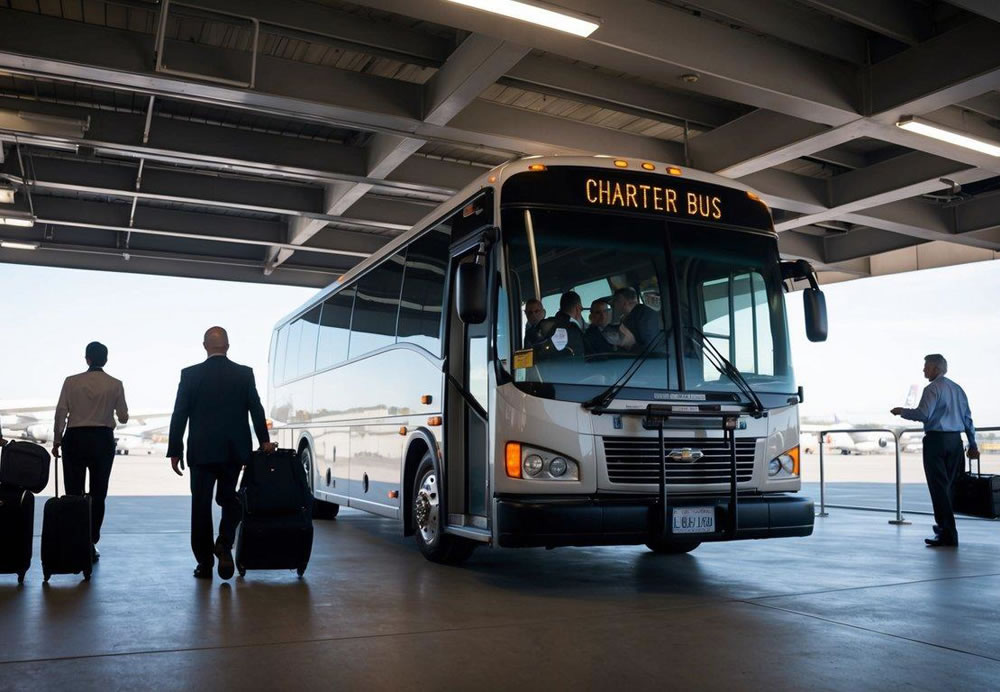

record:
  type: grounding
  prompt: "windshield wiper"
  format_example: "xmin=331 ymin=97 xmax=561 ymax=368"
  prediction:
xmin=582 ymin=330 xmax=667 ymax=412
xmin=685 ymin=325 xmax=764 ymax=416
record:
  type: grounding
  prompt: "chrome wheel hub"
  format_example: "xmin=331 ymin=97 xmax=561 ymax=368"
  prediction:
xmin=415 ymin=472 xmax=439 ymax=544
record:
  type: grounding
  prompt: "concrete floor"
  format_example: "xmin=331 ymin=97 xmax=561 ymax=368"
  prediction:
xmin=1 ymin=496 xmax=998 ymax=691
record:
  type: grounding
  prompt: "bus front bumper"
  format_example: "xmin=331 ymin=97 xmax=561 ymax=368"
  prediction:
xmin=496 ymin=493 xmax=814 ymax=548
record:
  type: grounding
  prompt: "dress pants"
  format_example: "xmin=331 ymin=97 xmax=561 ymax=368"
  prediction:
xmin=61 ymin=426 xmax=116 ymax=544
xmin=923 ymin=432 xmax=965 ymax=542
xmin=189 ymin=463 xmax=243 ymax=567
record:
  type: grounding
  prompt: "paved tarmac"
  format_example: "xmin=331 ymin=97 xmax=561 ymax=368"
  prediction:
xmin=1 ymin=492 xmax=997 ymax=691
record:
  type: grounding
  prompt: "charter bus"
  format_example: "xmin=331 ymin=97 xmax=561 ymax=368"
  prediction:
xmin=268 ymin=156 xmax=828 ymax=564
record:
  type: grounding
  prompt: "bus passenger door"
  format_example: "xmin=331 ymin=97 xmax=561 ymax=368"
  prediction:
xmin=445 ymin=248 xmax=491 ymax=527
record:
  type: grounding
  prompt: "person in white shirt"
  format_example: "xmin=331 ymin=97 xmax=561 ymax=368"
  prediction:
xmin=53 ymin=341 xmax=129 ymax=563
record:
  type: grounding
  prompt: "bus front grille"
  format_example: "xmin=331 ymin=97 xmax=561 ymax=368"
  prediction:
xmin=603 ymin=436 xmax=758 ymax=485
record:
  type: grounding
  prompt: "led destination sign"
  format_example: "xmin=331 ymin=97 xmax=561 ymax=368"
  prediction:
xmin=584 ymin=177 xmax=722 ymax=220
xmin=501 ymin=166 xmax=773 ymax=231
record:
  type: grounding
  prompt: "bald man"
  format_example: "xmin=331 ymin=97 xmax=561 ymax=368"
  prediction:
xmin=167 ymin=327 xmax=274 ymax=580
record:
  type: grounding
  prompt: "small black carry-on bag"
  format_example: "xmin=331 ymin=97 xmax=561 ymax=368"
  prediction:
xmin=953 ymin=455 xmax=1000 ymax=520
xmin=41 ymin=454 xmax=92 ymax=582
xmin=0 ymin=440 xmax=51 ymax=493
xmin=0 ymin=485 xmax=35 ymax=584
xmin=235 ymin=449 xmax=313 ymax=578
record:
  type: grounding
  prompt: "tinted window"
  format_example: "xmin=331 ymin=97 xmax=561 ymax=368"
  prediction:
xmin=316 ymin=287 xmax=354 ymax=369
xmin=348 ymin=251 xmax=406 ymax=358
xmin=272 ymin=325 xmax=288 ymax=385
xmin=297 ymin=306 xmax=321 ymax=377
xmin=283 ymin=319 xmax=302 ymax=381
xmin=398 ymin=226 xmax=449 ymax=355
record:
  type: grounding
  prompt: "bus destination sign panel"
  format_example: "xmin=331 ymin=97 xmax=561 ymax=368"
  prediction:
xmin=501 ymin=166 xmax=772 ymax=231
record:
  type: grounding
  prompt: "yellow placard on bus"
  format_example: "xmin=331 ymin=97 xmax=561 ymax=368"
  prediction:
xmin=513 ymin=349 xmax=534 ymax=370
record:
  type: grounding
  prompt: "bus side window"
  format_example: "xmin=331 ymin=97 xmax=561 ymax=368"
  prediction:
xmin=273 ymin=324 xmax=289 ymax=385
xmin=317 ymin=287 xmax=355 ymax=369
xmin=398 ymin=226 xmax=449 ymax=356
xmin=297 ymin=305 xmax=322 ymax=377
xmin=284 ymin=318 xmax=303 ymax=381
xmin=349 ymin=250 xmax=406 ymax=359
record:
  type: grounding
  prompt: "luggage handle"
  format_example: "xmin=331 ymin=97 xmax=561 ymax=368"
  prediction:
xmin=53 ymin=446 xmax=60 ymax=498
xmin=968 ymin=450 xmax=981 ymax=477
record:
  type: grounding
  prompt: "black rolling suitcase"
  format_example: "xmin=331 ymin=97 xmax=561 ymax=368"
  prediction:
xmin=41 ymin=455 xmax=92 ymax=582
xmin=0 ymin=486 xmax=35 ymax=584
xmin=235 ymin=449 xmax=313 ymax=577
xmin=954 ymin=456 xmax=1000 ymax=519
xmin=0 ymin=440 xmax=50 ymax=493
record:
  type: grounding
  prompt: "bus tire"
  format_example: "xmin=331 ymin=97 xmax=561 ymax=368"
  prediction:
xmin=300 ymin=445 xmax=339 ymax=519
xmin=413 ymin=454 xmax=476 ymax=565
xmin=645 ymin=539 xmax=701 ymax=555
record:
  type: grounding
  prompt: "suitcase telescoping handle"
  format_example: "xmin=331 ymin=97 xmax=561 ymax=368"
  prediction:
xmin=53 ymin=446 xmax=60 ymax=498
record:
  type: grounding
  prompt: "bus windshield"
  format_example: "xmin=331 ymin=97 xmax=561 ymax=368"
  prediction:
xmin=501 ymin=207 xmax=795 ymax=402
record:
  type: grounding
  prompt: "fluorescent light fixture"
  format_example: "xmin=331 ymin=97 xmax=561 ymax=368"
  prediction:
xmin=445 ymin=0 xmax=599 ymax=37
xmin=0 ymin=212 xmax=35 ymax=227
xmin=0 ymin=240 xmax=39 ymax=250
xmin=896 ymin=116 xmax=1000 ymax=157
xmin=0 ymin=185 xmax=15 ymax=205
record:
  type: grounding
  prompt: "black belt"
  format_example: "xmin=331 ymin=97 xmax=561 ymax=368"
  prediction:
xmin=924 ymin=430 xmax=961 ymax=436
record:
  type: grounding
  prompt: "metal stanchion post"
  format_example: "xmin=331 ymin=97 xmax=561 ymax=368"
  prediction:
xmin=888 ymin=431 xmax=910 ymax=525
xmin=817 ymin=433 xmax=828 ymax=517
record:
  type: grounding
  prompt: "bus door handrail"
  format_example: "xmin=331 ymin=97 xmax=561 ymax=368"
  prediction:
xmin=599 ymin=405 xmax=743 ymax=540
xmin=816 ymin=425 xmax=1000 ymax=524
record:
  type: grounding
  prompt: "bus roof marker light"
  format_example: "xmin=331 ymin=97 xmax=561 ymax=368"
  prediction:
xmin=641 ymin=162 xmax=655 ymax=171
xmin=505 ymin=442 xmax=522 ymax=478
xmin=488 ymin=175 xmax=498 ymax=183
xmin=896 ymin=116 xmax=1000 ymax=157
xmin=444 ymin=0 xmax=600 ymax=38
xmin=667 ymin=167 xmax=683 ymax=176
xmin=613 ymin=160 xmax=628 ymax=168
xmin=528 ymin=163 xmax=546 ymax=171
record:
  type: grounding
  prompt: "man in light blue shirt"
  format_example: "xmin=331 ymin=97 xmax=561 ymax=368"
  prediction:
xmin=891 ymin=354 xmax=979 ymax=547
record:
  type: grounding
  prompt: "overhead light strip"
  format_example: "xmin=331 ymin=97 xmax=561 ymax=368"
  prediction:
xmin=0 ymin=240 xmax=39 ymax=250
xmin=444 ymin=0 xmax=600 ymax=37
xmin=896 ymin=116 xmax=1000 ymax=157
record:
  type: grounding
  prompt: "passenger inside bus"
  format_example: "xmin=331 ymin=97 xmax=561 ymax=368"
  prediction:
xmin=531 ymin=291 xmax=586 ymax=359
xmin=612 ymin=286 xmax=663 ymax=353
xmin=523 ymin=298 xmax=546 ymax=348
xmin=584 ymin=298 xmax=617 ymax=355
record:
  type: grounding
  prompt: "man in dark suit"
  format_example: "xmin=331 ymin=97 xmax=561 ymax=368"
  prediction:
xmin=168 ymin=326 xmax=274 ymax=580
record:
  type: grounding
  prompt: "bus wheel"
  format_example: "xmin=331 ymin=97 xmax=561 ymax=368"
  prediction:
xmin=413 ymin=454 xmax=475 ymax=565
xmin=645 ymin=539 xmax=701 ymax=555
xmin=301 ymin=446 xmax=339 ymax=520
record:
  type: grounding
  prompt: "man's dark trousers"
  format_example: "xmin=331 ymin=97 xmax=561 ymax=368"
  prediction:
xmin=62 ymin=426 xmax=115 ymax=544
xmin=190 ymin=462 xmax=242 ymax=567
xmin=923 ymin=432 xmax=965 ymax=542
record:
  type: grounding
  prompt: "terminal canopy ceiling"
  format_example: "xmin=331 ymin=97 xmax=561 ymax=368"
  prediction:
xmin=0 ymin=0 xmax=999 ymax=287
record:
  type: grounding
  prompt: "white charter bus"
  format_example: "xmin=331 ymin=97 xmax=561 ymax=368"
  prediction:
xmin=268 ymin=156 xmax=828 ymax=564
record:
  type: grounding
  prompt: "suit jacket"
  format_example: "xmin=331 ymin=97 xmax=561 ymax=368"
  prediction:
xmin=167 ymin=356 xmax=269 ymax=465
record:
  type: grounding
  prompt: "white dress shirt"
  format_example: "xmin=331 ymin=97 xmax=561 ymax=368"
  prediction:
xmin=54 ymin=368 xmax=129 ymax=443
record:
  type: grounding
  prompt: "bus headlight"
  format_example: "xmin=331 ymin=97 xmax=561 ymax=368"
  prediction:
xmin=549 ymin=457 xmax=568 ymax=477
xmin=768 ymin=446 xmax=800 ymax=477
xmin=505 ymin=443 xmax=579 ymax=480
xmin=523 ymin=454 xmax=544 ymax=477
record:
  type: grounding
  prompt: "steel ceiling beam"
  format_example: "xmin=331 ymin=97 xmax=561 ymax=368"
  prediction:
xmin=346 ymin=0 xmax=860 ymax=125
xmin=794 ymin=0 xmax=927 ymax=45
xmin=678 ymin=0 xmax=870 ymax=64
xmin=270 ymin=34 xmax=530 ymax=271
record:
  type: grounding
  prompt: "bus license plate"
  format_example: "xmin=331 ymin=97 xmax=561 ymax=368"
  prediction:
xmin=673 ymin=507 xmax=715 ymax=534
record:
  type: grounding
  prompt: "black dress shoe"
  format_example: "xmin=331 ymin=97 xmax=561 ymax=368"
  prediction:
xmin=91 ymin=545 xmax=100 ymax=563
xmin=925 ymin=536 xmax=959 ymax=547
xmin=214 ymin=541 xmax=235 ymax=580
xmin=193 ymin=564 xmax=213 ymax=579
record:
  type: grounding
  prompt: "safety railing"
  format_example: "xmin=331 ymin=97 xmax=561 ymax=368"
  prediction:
xmin=816 ymin=425 xmax=1000 ymax=524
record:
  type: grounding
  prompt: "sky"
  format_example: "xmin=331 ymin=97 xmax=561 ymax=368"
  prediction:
xmin=0 ymin=258 xmax=998 ymax=425
xmin=0 ymin=264 xmax=314 ymax=415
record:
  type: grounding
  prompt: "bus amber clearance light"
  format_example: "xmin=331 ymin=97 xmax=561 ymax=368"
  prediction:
xmin=666 ymin=166 xmax=683 ymax=176
xmin=613 ymin=160 xmax=628 ymax=168
xmin=528 ymin=163 xmax=546 ymax=171
xmin=505 ymin=442 xmax=522 ymax=478
xmin=641 ymin=162 xmax=655 ymax=170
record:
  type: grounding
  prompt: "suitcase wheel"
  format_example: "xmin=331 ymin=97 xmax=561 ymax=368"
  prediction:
xmin=296 ymin=566 xmax=306 ymax=578
xmin=83 ymin=570 xmax=92 ymax=581
xmin=43 ymin=572 xmax=50 ymax=583
xmin=17 ymin=573 xmax=25 ymax=585
xmin=237 ymin=563 xmax=246 ymax=578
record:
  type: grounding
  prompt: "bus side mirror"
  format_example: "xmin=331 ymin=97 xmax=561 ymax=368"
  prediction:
xmin=456 ymin=262 xmax=487 ymax=324
xmin=803 ymin=288 xmax=827 ymax=342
